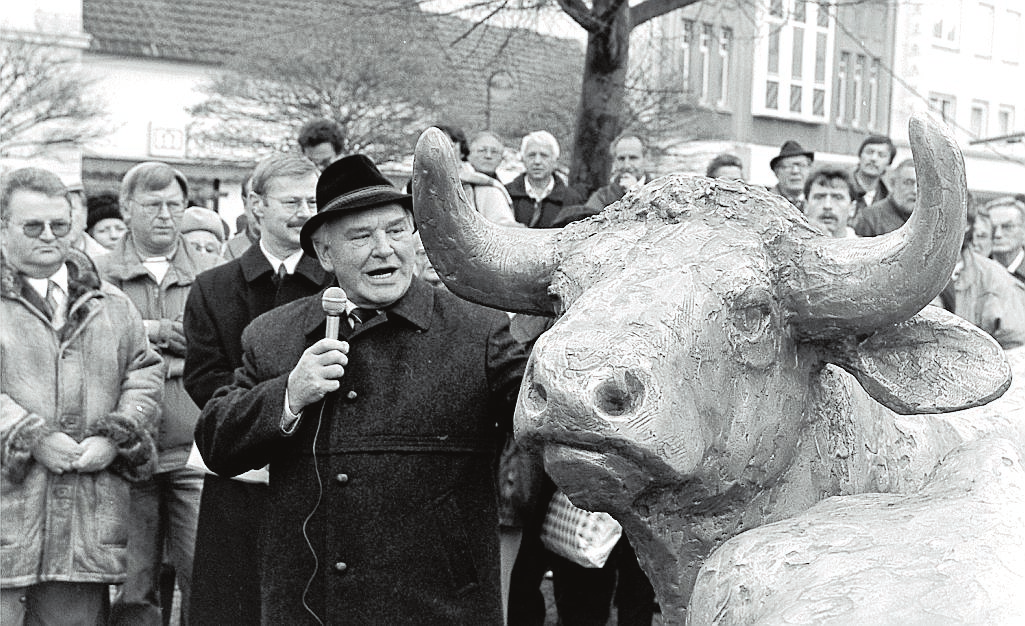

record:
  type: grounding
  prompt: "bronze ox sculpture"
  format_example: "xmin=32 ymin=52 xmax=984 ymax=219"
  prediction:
xmin=411 ymin=115 xmax=1025 ymax=623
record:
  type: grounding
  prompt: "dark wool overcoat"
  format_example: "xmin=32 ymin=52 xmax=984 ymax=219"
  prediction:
xmin=195 ymin=278 xmax=527 ymax=625
xmin=182 ymin=243 xmax=332 ymax=625
xmin=183 ymin=244 xmax=332 ymax=409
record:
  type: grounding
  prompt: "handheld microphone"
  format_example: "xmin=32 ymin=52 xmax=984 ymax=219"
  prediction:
xmin=321 ymin=287 xmax=348 ymax=340
xmin=305 ymin=286 xmax=348 ymax=625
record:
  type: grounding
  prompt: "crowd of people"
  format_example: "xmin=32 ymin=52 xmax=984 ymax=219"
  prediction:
xmin=2 ymin=115 xmax=1024 ymax=626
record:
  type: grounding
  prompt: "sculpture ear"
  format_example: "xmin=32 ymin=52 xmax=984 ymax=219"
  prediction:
xmin=827 ymin=306 xmax=1011 ymax=414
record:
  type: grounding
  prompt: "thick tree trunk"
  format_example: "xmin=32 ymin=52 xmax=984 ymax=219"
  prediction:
xmin=568 ymin=1 xmax=630 ymax=196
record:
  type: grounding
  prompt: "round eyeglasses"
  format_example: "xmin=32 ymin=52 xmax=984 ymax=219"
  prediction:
xmin=15 ymin=220 xmax=73 ymax=238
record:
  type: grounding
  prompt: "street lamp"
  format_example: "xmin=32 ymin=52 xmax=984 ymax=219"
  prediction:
xmin=485 ymin=71 xmax=515 ymax=130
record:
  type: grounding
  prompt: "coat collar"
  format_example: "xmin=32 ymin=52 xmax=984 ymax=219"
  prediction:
xmin=238 ymin=241 xmax=327 ymax=285
xmin=1 ymin=248 xmax=105 ymax=333
xmin=301 ymin=276 xmax=435 ymax=339
xmin=98 ymin=233 xmax=199 ymax=285
xmin=508 ymin=173 xmax=572 ymax=203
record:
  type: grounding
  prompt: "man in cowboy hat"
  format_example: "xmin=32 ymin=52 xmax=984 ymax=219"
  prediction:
xmin=194 ymin=154 xmax=527 ymax=624
xmin=768 ymin=140 xmax=815 ymax=210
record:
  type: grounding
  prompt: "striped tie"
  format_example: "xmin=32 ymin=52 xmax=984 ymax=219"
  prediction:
xmin=46 ymin=280 xmax=65 ymax=328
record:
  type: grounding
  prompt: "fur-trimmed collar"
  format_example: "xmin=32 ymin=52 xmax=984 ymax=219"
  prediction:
xmin=1 ymin=248 xmax=104 ymax=327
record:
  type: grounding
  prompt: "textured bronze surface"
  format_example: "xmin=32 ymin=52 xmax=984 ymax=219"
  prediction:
xmin=413 ymin=115 xmax=1020 ymax=622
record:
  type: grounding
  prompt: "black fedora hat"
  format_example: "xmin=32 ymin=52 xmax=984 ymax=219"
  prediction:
xmin=300 ymin=154 xmax=412 ymax=257
xmin=769 ymin=140 xmax=815 ymax=171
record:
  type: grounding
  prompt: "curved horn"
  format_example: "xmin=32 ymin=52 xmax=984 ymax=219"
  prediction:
xmin=412 ymin=127 xmax=561 ymax=315
xmin=789 ymin=114 xmax=966 ymax=340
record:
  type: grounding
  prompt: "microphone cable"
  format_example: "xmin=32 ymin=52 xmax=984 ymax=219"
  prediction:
xmin=300 ymin=399 xmax=328 ymax=626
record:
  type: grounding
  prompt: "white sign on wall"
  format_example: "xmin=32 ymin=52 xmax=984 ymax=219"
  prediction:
xmin=148 ymin=123 xmax=187 ymax=158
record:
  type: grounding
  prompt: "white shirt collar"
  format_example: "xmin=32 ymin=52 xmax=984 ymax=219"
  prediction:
xmin=259 ymin=239 xmax=304 ymax=275
xmin=525 ymin=176 xmax=555 ymax=202
xmin=1007 ymin=249 xmax=1025 ymax=274
xmin=25 ymin=263 xmax=69 ymax=301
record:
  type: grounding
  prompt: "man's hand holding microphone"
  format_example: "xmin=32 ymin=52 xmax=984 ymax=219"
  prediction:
xmin=285 ymin=287 xmax=350 ymax=416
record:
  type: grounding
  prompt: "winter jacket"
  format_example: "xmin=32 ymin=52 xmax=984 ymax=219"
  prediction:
xmin=507 ymin=174 xmax=586 ymax=228
xmin=95 ymin=235 xmax=202 ymax=472
xmin=194 ymin=278 xmax=526 ymax=624
xmin=0 ymin=250 xmax=163 ymax=587
xmin=459 ymin=163 xmax=520 ymax=227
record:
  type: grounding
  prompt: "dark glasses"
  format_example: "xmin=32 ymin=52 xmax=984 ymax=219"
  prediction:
xmin=17 ymin=220 xmax=73 ymax=238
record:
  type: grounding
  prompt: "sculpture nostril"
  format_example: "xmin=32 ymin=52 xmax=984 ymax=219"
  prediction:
xmin=523 ymin=361 xmax=548 ymax=415
xmin=595 ymin=369 xmax=644 ymax=417
xmin=526 ymin=381 xmax=548 ymax=412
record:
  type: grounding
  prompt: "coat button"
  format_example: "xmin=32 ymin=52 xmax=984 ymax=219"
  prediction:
xmin=335 ymin=473 xmax=349 ymax=484
xmin=334 ymin=561 xmax=347 ymax=573
xmin=346 ymin=390 xmax=358 ymax=400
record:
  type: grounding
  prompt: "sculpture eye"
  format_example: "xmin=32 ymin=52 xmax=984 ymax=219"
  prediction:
xmin=735 ymin=303 xmax=771 ymax=337
xmin=732 ymin=293 xmax=774 ymax=340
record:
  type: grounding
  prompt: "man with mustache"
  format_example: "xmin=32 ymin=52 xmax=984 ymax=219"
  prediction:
xmin=802 ymin=165 xmax=858 ymax=239
xmin=851 ymin=134 xmax=895 ymax=216
xmin=183 ymin=153 xmax=332 ymax=625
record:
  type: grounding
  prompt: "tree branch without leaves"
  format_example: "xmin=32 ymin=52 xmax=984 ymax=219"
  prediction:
xmin=0 ymin=39 xmax=108 ymax=157
xmin=631 ymin=0 xmax=706 ymax=28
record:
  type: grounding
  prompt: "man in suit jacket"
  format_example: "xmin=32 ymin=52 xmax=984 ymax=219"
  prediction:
xmin=183 ymin=153 xmax=331 ymax=625
xmin=194 ymin=154 xmax=526 ymax=624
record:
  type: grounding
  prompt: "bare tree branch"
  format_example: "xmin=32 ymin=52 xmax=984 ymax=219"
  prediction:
xmin=631 ymin=0 xmax=706 ymax=28
xmin=187 ymin=6 xmax=446 ymax=162
xmin=554 ymin=0 xmax=604 ymax=32
xmin=0 ymin=39 xmax=109 ymax=158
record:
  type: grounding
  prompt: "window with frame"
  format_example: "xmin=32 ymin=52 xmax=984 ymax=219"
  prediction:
xmin=932 ymin=0 xmax=962 ymax=49
xmin=997 ymin=106 xmax=1014 ymax=135
xmin=835 ymin=51 xmax=848 ymax=124
xmin=970 ymin=101 xmax=988 ymax=138
xmin=1000 ymin=10 xmax=1022 ymax=63
xmin=699 ymin=23 xmax=712 ymax=103
xmin=718 ymin=27 xmax=732 ymax=107
xmin=929 ymin=93 xmax=957 ymax=126
xmin=753 ymin=0 xmax=834 ymax=123
xmin=681 ymin=19 xmax=693 ymax=95
xmin=973 ymin=3 xmax=995 ymax=58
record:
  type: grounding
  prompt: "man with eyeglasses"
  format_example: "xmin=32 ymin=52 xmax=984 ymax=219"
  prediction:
xmin=987 ymin=196 xmax=1025 ymax=285
xmin=194 ymin=153 xmax=526 ymax=624
xmin=768 ymin=140 xmax=815 ymax=211
xmin=93 ymin=161 xmax=206 ymax=626
xmin=468 ymin=131 xmax=506 ymax=180
xmin=1 ymin=167 xmax=163 ymax=625
xmin=183 ymin=153 xmax=331 ymax=625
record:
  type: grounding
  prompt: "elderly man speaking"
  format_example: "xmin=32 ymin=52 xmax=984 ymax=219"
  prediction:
xmin=194 ymin=153 xmax=526 ymax=624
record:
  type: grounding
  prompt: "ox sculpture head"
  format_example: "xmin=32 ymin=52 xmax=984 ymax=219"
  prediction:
xmin=411 ymin=115 xmax=1012 ymax=619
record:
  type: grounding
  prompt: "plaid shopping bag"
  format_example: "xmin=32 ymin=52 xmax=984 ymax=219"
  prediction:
xmin=540 ymin=490 xmax=623 ymax=568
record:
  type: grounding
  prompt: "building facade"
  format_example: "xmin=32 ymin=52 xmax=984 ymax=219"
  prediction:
xmin=4 ymin=0 xmax=583 ymax=223
xmin=636 ymin=0 xmax=1022 ymax=197
xmin=636 ymin=0 xmax=896 ymax=186
xmin=891 ymin=0 xmax=1024 ymax=198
